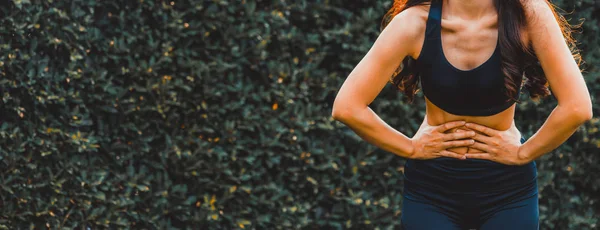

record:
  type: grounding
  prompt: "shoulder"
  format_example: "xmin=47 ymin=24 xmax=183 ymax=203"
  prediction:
xmin=520 ymin=0 xmax=560 ymax=46
xmin=387 ymin=4 xmax=429 ymax=34
xmin=521 ymin=0 xmax=553 ymax=16
xmin=522 ymin=0 xmax=557 ymax=26
xmin=384 ymin=4 xmax=430 ymax=58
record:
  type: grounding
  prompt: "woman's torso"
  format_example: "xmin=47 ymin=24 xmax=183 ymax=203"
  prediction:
xmin=408 ymin=2 xmax=531 ymax=153
xmin=426 ymin=99 xmax=516 ymax=153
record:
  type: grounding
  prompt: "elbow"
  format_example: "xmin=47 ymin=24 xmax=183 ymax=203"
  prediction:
xmin=567 ymin=104 xmax=593 ymax=123
xmin=578 ymin=108 xmax=593 ymax=122
xmin=331 ymin=97 xmax=348 ymax=121
xmin=331 ymin=94 xmax=367 ymax=121
xmin=331 ymin=102 xmax=360 ymax=122
xmin=331 ymin=106 xmax=351 ymax=121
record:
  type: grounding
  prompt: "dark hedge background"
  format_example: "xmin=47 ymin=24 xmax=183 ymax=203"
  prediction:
xmin=0 ymin=0 xmax=598 ymax=229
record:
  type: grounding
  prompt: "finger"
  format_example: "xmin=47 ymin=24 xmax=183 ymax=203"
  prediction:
xmin=470 ymin=142 xmax=496 ymax=153
xmin=438 ymin=150 xmax=467 ymax=160
xmin=464 ymin=153 xmax=493 ymax=160
xmin=466 ymin=146 xmax=486 ymax=153
xmin=436 ymin=120 xmax=466 ymax=133
xmin=440 ymin=139 xmax=475 ymax=149
xmin=470 ymin=133 xmax=494 ymax=145
xmin=465 ymin=123 xmax=498 ymax=137
xmin=441 ymin=131 xmax=476 ymax=141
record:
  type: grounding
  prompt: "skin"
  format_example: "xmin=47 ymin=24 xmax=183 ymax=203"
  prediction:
xmin=331 ymin=0 xmax=592 ymax=165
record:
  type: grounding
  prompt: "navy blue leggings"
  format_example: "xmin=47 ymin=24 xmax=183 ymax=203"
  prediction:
xmin=400 ymin=137 xmax=539 ymax=229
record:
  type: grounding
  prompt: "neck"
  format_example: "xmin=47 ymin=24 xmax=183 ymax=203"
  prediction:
xmin=445 ymin=0 xmax=496 ymax=20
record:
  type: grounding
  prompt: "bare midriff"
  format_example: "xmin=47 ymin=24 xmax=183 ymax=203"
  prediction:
xmin=424 ymin=96 xmax=518 ymax=154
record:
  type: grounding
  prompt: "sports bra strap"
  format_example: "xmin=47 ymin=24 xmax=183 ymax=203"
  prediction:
xmin=425 ymin=0 xmax=442 ymax=38
xmin=419 ymin=0 xmax=442 ymax=62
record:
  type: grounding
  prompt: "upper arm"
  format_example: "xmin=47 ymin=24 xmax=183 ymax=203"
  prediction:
xmin=332 ymin=7 xmax=426 ymax=115
xmin=524 ymin=0 xmax=592 ymax=116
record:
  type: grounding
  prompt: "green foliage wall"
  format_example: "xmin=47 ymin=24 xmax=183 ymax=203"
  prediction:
xmin=0 ymin=0 xmax=598 ymax=229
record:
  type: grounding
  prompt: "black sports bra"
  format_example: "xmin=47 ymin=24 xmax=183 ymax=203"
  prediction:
xmin=416 ymin=0 xmax=521 ymax=116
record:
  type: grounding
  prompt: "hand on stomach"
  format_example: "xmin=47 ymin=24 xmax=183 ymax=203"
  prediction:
xmin=423 ymin=97 xmax=519 ymax=155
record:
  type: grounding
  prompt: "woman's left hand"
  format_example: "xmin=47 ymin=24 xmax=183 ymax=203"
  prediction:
xmin=463 ymin=121 xmax=532 ymax=166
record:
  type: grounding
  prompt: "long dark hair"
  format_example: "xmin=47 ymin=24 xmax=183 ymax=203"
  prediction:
xmin=382 ymin=0 xmax=582 ymax=103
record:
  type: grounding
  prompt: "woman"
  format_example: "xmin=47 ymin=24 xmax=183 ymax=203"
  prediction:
xmin=331 ymin=0 xmax=592 ymax=229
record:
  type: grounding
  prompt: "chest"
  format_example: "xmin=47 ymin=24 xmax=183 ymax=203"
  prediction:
xmin=440 ymin=19 xmax=499 ymax=71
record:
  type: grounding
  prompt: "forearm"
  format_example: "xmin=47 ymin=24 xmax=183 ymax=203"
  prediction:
xmin=520 ymin=104 xmax=591 ymax=161
xmin=332 ymin=106 xmax=414 ymax=158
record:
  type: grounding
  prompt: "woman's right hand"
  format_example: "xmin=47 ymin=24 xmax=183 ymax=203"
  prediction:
xmin=408 ymin=120 xmax=476 ymax=160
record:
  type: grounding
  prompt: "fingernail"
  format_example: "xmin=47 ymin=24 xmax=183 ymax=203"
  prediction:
xmin=469 ymin=131 xmax=476 ymax=135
